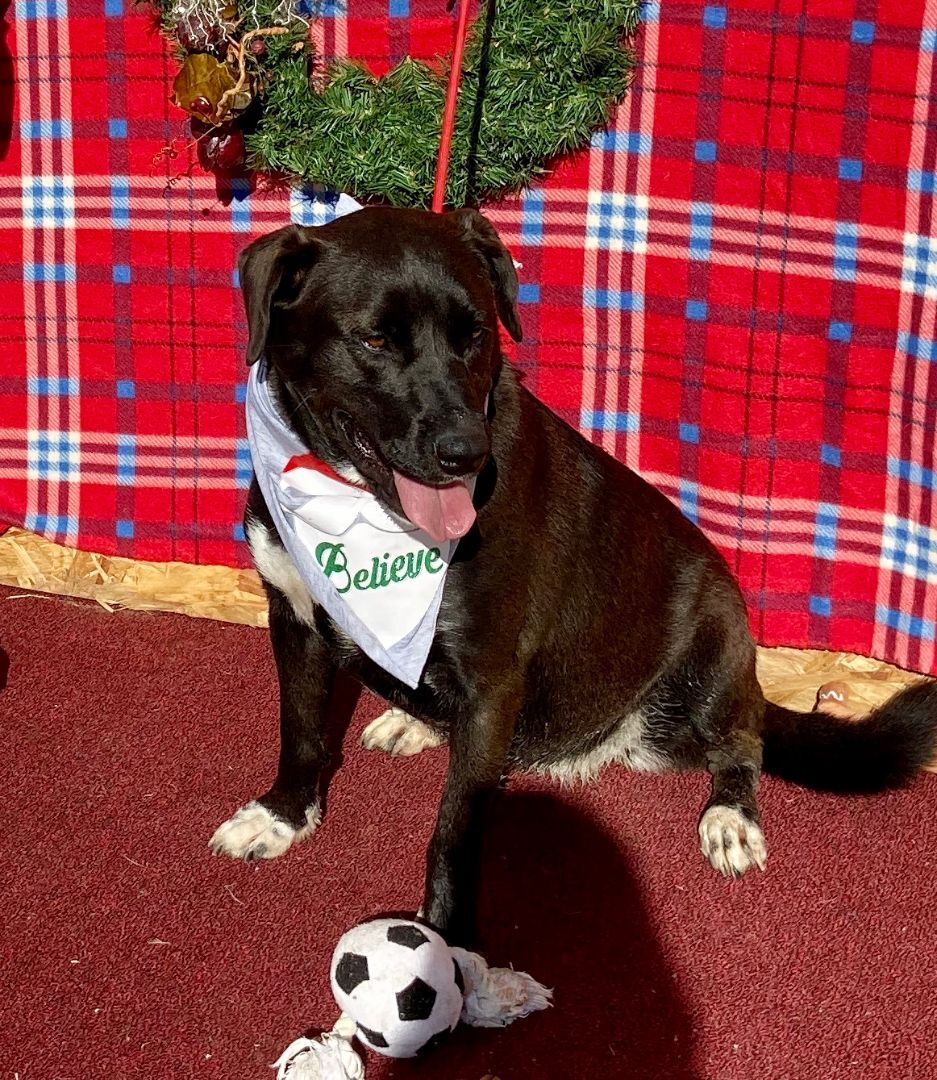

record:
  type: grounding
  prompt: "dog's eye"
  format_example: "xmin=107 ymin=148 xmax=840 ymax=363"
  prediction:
xmin=362 ymin=335 xmax=386 ymax=351
xmin=471 ymin=327 xmax=486 ymax=343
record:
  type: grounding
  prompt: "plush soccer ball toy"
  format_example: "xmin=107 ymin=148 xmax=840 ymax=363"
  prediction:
xmin=331 ymin=918 xmax=464 ymax=1058
xmin=273 ymin=917 xmax=552 ymax=1079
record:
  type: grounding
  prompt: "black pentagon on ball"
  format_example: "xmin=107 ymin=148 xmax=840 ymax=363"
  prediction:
xmin=356 ymin=1023 xmax=389 ymax=1049
xmin=386 ymin=923 xmax=430 ymax=950
xmin=334 ymin=952 xmax=369 ymax=995
xmin=416 ymin=1025 xmax=454 ymax=1056
xmin=453 ymin=957 xmax=465 ymax=995
xmin=396 ymin=976 xmax=437 ymax=1021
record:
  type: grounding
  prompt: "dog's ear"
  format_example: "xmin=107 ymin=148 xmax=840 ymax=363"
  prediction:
xmin=450 ymin=209 xmax=523 ymax=343
xmin=237 ymin=224 xmax=323 ymax=365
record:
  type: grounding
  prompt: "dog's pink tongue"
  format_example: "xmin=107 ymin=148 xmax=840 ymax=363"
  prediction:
xmin=393 ymin=472 xmax=476 ymax=542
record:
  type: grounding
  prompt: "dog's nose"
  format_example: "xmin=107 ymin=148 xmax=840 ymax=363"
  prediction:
xmin=435 ymin=430 xmax=489 ymax=476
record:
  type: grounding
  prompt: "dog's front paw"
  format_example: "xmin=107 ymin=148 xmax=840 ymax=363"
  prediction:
xmin=361 ymin=707 xmax=446 ymax=756
xmin=209 ymin=800 xmax=320 ymax=862
xmin=698 ymin=805 xmax=767 ymax=877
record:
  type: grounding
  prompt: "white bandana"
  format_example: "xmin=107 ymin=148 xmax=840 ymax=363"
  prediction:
xmin=246 ymin=359 xmax=467 ymax=688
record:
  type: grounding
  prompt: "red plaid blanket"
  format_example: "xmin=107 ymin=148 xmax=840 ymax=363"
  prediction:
xmin=1 ymin=1 xmax=936 ymax=674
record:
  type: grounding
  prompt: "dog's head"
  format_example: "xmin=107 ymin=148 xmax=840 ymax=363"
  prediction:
xmin=238 ymin=207 xmax=522 ymax=543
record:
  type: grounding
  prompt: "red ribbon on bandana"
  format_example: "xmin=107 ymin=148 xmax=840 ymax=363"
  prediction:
xmin=283 ymin=454 xmax=356 ymax=487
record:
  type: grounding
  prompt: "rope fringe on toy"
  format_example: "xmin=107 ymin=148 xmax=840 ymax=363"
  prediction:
xmin=272 ymin=954 xmax=551 ymax=1078
xmin=451 ymin=948 xmax=553 ymax=1028
xmin=272 ymin=1015 xmax=362 ymax=1080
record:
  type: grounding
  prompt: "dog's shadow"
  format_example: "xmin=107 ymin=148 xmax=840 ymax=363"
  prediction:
xmin=384 ymin=789 xmax=700 ymax=1080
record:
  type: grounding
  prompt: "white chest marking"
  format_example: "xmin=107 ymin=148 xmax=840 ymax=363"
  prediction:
xmin=247 ymin=518 xmax=317 ymax=627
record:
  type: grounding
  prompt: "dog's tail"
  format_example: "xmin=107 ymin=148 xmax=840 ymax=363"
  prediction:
xmin=761 ymin=679 xmax=937 ymax=793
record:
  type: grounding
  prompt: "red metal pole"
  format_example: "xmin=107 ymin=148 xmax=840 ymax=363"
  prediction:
xmin=431 ymin=0 xmax=472 ymax=213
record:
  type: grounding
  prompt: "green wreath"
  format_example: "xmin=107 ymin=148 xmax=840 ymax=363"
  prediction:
xmin=157 ymin=0 xmax=640 ymax=207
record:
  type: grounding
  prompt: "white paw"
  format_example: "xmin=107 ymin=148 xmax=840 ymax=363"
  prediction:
xmin=209 ymin=800 xmax=320 ymax=862
xmin=699 ymin=805 xmax=767 ymax=877
xmin=361 ymin=707 xmax=446 ymax=756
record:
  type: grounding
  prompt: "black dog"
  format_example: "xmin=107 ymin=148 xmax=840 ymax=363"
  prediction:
xmin=212 ymin=206 xmax=937 ymax=945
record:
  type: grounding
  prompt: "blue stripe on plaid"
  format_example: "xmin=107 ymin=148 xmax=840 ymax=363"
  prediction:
xmin=689 ymin=203 xmax=713 ymax=260
xmin=289 ymin=187 xmax=351 ymax=227
xmin=28 ymin=431 xmax=80 ymax=479
xmin=24 ymin=512 xmax=78 ymax=534
xmin=235 ymin=439 xmax=252 ymax=487
xmin=821 ymin=443 xmax=841 ymax=466
xmin=517 ymin=283 xmax=540 ymax=303
xmin=888 ymin=456 xmax=937 ymax=491
xmin=20 ymin=119 xmax=72 ymax=140
xmin=814 ymin=502 xmax=838 ymax=559
xmin=235 ymin=382 xmax=247 ymax=404
xmin=109 ymin=119 xmax=127 ymax=139
xmin=117 ymin=434 xmax=135 ymax=484
xmin=851 ymin=20 xmax=875 ymax=44
xmin=902 ymin=233 xmax=937 ymax=297
xmin=23 ymin=176 xmax=75 ymax=228
xmin=230 ymin=178 xmax=252 ymax=233
xmin=116 ymin=519 xmax=133 ymax=538
xmin=591 ymin=130 xmax=653 ymax=155
xmin=587 ymin=193 xmax=648 ymax=251
xmin=116 ymin=380 xmax=135 ymax=398
xmin=389 ymin=0 xmax=408 ymax=13
xmin=703 ymin=5 xmax=726 ymax=29
xmin=640 ymin=1 xmax=660 ymax=22
xmin=881 ymin=516 xmax=937 ymax=583
xmin=22 ymin=0 xmax=67 ymax=16
xmin=679 ymin=423 xmax=700 ymax=443
xmin=302 ymin=0 xmax=343 ymax=13
xmin=580 ymin=409 xmax=640 ymax=433
xmin=111 ymin=176 xmax=130 ymax=227
xmin=521 ymin=189 xmax=544 ymax=243
xmin=876 ymin=604 xmax=936 ymax=642
xmin=909 ymin=169 xmax=936 ymax=193
xmin=922 ymin=28 xmax=937 ymax=52
xmin=679 ymin=479 xmax=699 ymax=524
xmin=833 ymin=222 xmax=859 ymax=281
xmin=25 ymin=262 xmax=76 ymax=283
xmin=809 ymin=595 xmax=832 ymax=616
xmin=584 ymin=287 xmax=644 ymax=311
xmin=686 ymin=299 xmax=708 ymax=320
xmin=897 ymin=331 xmax=937 ymax=362
xmin=27 ymin=376 xmax=78 ymax=395
xmin=839 ymin=158 xmax=862 ymax=181
xmin=233 ymin=522 xmax=246 ymax=542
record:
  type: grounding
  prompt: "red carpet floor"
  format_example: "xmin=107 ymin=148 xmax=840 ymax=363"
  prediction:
xmin=2 ymin=588 xmax=935 ymax=1080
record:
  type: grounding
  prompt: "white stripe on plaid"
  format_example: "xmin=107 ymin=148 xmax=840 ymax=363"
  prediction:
xmin=581 ymin=133 xmax=603 ymax=460
xmin=624 ymin=14 xmax=659 ymax=472
xmin=59 ymin=12 xmax=81 ymax=547
xmin=16 ymin=7 xmax=82 ymax=545
xmin=877 ymin=0 xmax=937 ymax=671
xmin=16 ymin=15 xmax=40 ymax=544
xmin=0 ymin=431 xmax=243 ymax=449
xmin=0 ymin=181 xmax=920 ymax=287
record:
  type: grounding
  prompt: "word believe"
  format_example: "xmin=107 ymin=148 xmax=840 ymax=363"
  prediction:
xmin=315 ymin=541 xmax=444 ymax=594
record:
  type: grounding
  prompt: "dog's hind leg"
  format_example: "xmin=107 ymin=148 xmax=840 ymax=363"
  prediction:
xmin=698 ymin=735 xmax=767 ymax=877
xmin=676 ymin=636 xmax=768 ymax=877
xmin=694 ymin=679 xmax=767 ymax=877
xmin=361 ymin=707 xmax=447 ymax=756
